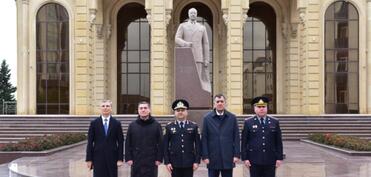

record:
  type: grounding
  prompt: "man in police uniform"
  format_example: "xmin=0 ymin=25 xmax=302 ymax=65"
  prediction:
xmin=163 ymin=99 xmax=201 ymax=177
xmin=241 ymin=96 xmax=283 ymax=177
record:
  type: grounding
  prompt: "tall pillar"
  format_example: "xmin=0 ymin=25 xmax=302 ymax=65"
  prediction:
xmin=146 ymin=0 xmax=172 ymax=114
xmin=16 ymin=0 xmax=30 ymax=114
xmin=367 ymin=0 xmax=371 ymax=113
xmin=75 ymin=0 xmax=93 ymax=114
xmin=220 ymin=0 xmax=247 ymax=114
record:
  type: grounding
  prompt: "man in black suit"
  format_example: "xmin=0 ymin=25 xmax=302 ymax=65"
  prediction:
xmin=86 ymin=100 xmax=124 ymax=177
xmin=125 ymin=101 xmax=163 ymax=177
xmin=163 ymin=99 xmax=201 ymax=177
xmin=241 ymin=96 xmax=283 ymax=177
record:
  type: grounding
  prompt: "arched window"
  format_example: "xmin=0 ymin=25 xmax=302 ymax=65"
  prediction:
xmin=325 ymin=1 xmax=359 ymax=113
xmin=243 ymin=2 xmax=276 ymax=114
xmin=36 ymin=3 xmax=69 ymax=114
xmin=117 ymin=3 xmax=150 ymax=114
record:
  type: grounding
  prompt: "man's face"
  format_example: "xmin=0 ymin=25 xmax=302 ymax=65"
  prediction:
xmin=174 ymin=108 xmax=188 ymax=120
xmin=214 ymin=96 xmax=226 ymax=112
xmin=138 ymin=103 xmax=150 ymax=118
xmin=254 ymin=105 xmax=268 ymax=117
xmin=188 ymin=9 xmax=197 ymax=21
xmin=100 ymin=102 xmax=112 ymax=116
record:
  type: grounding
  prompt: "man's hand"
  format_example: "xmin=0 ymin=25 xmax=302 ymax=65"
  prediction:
xmin=185 ymin=42 xmax=192 ymax=47
xmin=155 ymin=161 xmax=161 ymax=166
xmin=166 ymin=164 xmax=173 ymax=172
xmin=127 ymin=160 xmax=133 ymax=166
xmin=117 ymin=160 xmax=123 ymax=167
xmin=276 ymin=160 xmax=283 ymax=168
xmin=203 ymin=61 xmax=208 ymax=67
xmin=233 ymin=157 xmax=239 ymax=163
xmin=86 ymin=161 xmax=93 ymax=170
xmin=203 ymin=159 xmax=210 ymax=164
xmin=193 ymin=163 xmax=199 ymax=171
xmin=244 ymin=160 xmax=251 ymax=168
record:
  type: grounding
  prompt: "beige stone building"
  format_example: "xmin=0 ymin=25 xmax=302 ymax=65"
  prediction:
xmin=16 ymin=0 xmax=371 ymax=115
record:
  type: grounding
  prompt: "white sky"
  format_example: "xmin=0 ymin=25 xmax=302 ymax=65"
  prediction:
xmin=0 ymin=0 xmax=17 ymax=87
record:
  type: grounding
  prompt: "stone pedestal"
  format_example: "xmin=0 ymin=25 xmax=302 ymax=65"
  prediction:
xmin=187 ymin=109 xmax=210 ymax=128
xmin=175 ymin=47 xmax=212 ymax=109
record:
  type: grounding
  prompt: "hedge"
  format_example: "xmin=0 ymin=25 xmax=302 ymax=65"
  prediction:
xmin=0 ymin=133 xmax=87 ymax=151
xmin=308 ymin=133 xmax=371 ymax=151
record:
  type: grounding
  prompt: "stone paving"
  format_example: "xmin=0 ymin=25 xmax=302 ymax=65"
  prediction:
xmin=5 ymin=141 xmax=371 ymax=177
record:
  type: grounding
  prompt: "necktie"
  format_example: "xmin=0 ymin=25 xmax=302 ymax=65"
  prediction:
xmin=104 ymin=119 xmax=108 ymax=136
xmin=260 ymin=118 xmax=265 ymax=125
xmin=180 ymin=121 xmax=184 ymax=129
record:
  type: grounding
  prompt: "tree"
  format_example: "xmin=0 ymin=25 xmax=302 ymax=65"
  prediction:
xmin=0 ymin=59 xmax=16 ymax=114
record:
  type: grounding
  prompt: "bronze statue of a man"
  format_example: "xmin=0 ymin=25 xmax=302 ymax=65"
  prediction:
xmin=175 ymin=8 xmax=211 ymax=93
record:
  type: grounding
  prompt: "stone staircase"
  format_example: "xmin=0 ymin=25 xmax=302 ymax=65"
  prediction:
xmin=0 ymin=115 xmax=370 ymax=143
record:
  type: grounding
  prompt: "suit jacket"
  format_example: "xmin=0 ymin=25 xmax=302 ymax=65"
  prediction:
xmin=201 ymin=109 xmax=240 ymax=169
xmin=86 ymin=116 xmax=124 ymax=177
xmin=163 ymin=120 xmax=201 ymax=168
xmin=175 ymin=20 xmax=210 ymax=63
xmin=241 ymin=115 xmax=283 ymax=165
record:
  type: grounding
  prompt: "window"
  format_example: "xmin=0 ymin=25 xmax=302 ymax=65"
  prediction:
xmin=117 ymin=3 xmax=149 ymax=114
xmin=243 ymin=2 xmax=276 ymax=114
xmin=36 ymin=3 xmax=69 ymax=114
xmin=325 ymin=1 xmax=359 ymax=113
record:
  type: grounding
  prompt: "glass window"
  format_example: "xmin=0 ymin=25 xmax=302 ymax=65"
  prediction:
xmin=117 ymin=3 xmax=150 ymax=114
xmin=36 ymin=3 xmax=69 ymax=114
xmin=325 ymin=1 xmax=359 ymax=113
xmin=243 ymin=2 xmax=276 ymax=114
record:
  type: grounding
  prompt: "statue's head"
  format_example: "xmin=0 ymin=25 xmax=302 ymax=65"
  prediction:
xmin=188 ymin=8 xmax=197 ymax=21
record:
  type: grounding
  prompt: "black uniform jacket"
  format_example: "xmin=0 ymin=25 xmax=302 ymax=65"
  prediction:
xmin=241 ymin=115 xmax=283 ymax=165
xmin=163 ymin=120 xmax=201 ymax=168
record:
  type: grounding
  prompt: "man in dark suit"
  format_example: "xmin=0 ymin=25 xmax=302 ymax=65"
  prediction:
xmin=202 ymin=94 xmax=240 ymax=177
xmin=164 ymin=99 xmax=201 ymax=177
xmin=241 ymin=96 xmax=283 ymax=177
xmin=86 ymin=100 xmax=124 ymax=177
xmin=125 ymin=101 xmax=163 ymax=177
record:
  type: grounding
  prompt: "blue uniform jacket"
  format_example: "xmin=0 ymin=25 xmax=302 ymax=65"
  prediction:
xmin=201 ymin=109 xmax=240 ymax=169
xmin=163 ymin=120 xmax=201 ymax=168
xmin=241 ymin=115 xmax=283 ymax=165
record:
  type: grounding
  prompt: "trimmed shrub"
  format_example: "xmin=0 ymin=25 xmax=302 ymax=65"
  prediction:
xmin=308 ymin=133 xmax=371 ymax=151
xmin=0 ymin=133 xmax=86 ymax=151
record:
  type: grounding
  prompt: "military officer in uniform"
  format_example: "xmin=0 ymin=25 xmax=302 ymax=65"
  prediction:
xmin=241 ymin=96 xmax=283 ymax=177
xmin=163 ymin=99 xmax=201 ymax=177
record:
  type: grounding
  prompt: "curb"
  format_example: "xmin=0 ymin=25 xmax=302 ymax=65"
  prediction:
xmin=301 ymin=139 xmax=371 ymax=156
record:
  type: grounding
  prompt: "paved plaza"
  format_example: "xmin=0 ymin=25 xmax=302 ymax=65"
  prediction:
xmin=3 ymin=141 xmax=371 ymax=177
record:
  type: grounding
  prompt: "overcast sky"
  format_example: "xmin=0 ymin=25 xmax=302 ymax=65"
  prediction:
xmin=0 ymin=1 xmax=17 ymax=87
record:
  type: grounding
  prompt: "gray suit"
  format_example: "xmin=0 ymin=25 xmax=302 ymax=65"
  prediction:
xmin=175 ymin=20 xmax=211 ymax=92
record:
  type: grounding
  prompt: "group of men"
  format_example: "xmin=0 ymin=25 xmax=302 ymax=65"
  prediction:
xmin=86 ymin=94 xmax=283 ymax=177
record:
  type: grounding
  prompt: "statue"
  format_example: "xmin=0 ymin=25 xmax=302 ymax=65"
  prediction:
xmin=175 ymin=8 xmax=211 ymax=93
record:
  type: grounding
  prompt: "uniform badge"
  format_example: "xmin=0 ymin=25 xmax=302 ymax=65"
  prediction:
xmin=187 ymin=128 xmax=193 ymax=131
xmin=171 ymin=127 xmax=176 ymax=133
xmin=252 ymin=125 xmax=258 ymax=129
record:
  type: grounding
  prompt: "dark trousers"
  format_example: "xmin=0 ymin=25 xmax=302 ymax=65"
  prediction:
xmin=172 ymin=167 xmax=193 ymax=177
xmin=249 ymin=164 xmax=275 ymax=177
xmin=130 ymin=165 xmax=157 ymax=177
xmin=208 ymin=169 xmax=233 ymax=177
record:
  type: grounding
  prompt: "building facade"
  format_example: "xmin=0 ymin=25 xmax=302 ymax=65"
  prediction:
xmin=16 ymin=0 xmax=371 ymax=115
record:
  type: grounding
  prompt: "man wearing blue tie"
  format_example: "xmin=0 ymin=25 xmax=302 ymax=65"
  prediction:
xmin=86 ymin=100 xmax=124 ymax=177
xmin=241 ymin=96 xmax=283 ymax=177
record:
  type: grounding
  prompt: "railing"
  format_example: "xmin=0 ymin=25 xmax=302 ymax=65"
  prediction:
xmin=1 ymin=100 xmax=16 ymax=114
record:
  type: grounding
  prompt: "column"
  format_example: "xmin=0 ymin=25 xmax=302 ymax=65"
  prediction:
xmin=17 ymin=0 xmax=30 ymax=114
